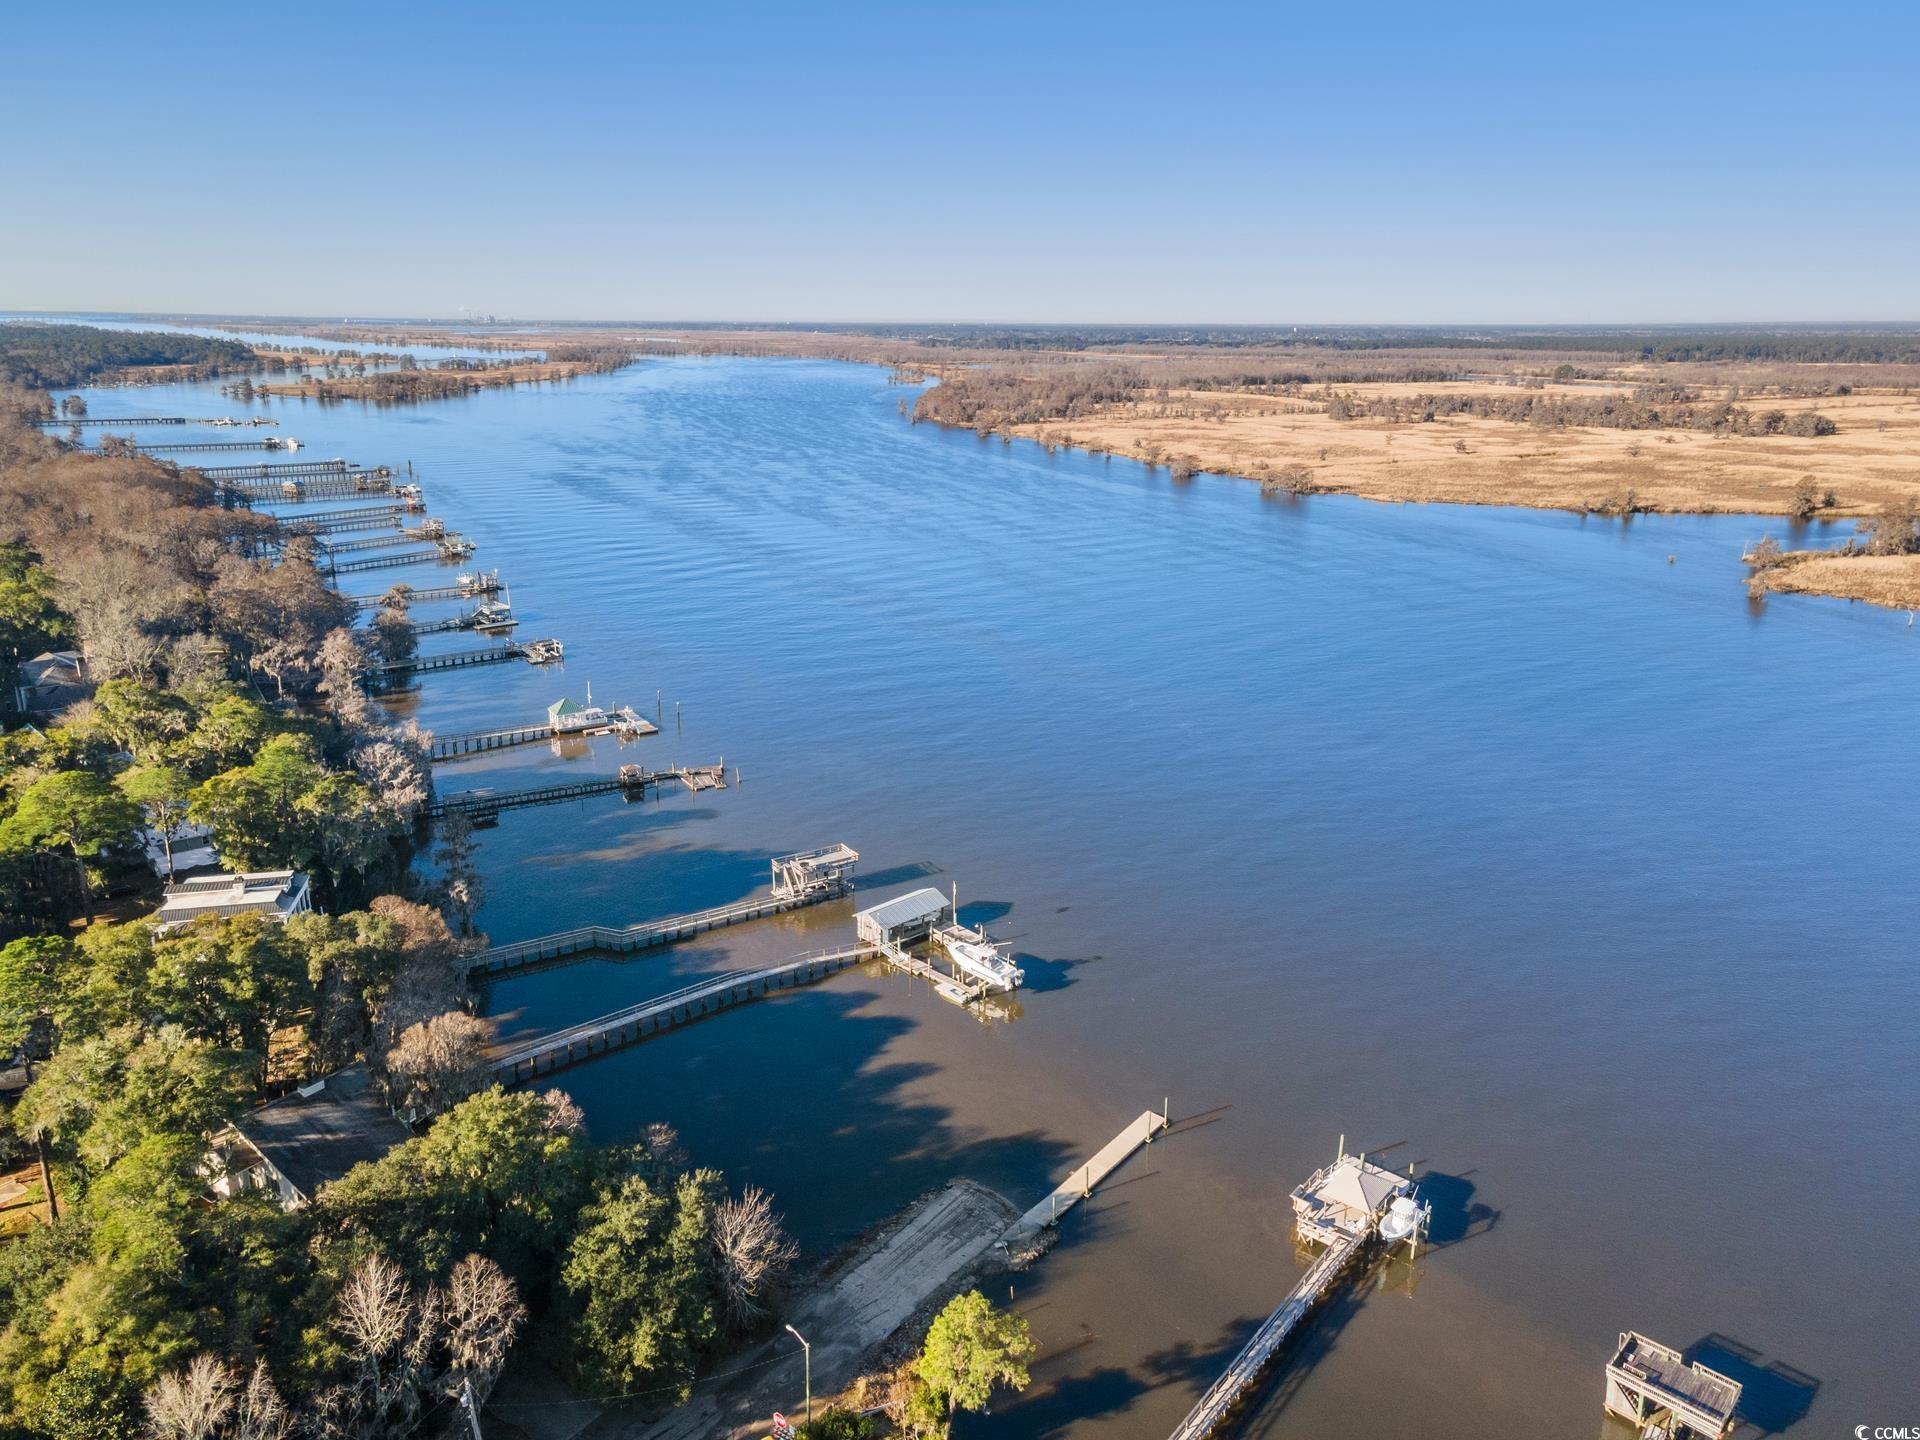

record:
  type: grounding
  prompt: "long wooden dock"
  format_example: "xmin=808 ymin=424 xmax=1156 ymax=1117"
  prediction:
xmin=470 ymin=879 xmax=857 ymax=976
xmin=410 ymin=609 xmax=515 ymax=637
xmin=363 ymin=637 xmax=556 ymax=683
xmin=488 ymin=946 xmax=870 ymax=1084
xmin=348 ymin=575 xmax=502 ymax=609
xmin=224 ymin=473 xmax=395 ymax=502
xmin=1006 ymin=1109 xmax=1169 ymax=1243
xmin=430 ymin=711 xmax=652 ymax=760
xmin=39 ymin=415 xmax=273 ymax=427
xmin=428 ymin=762 xmax=723 ymax=823
xmin=329 ymin=544 xmax=461 ymax=575
xmin=135 ymin=439 xmax=288 ymax=453
xmin=195 ymin=459 xmax=366 ymax=479
xmin=1164 ymin=1229 xmax=1369 ymax=1440
xmin=316 ymin=530 xmax=422 ymax=555
xmin=279 ymin=505 xmax=411 ymax=536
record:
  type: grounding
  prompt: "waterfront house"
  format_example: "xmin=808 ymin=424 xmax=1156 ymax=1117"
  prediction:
xmin=152 ymin=870 xmax=312 ymax=933
xmin=9 ymin=650 xmax=90 ymax=716
xmin=207 ymin=1062 xmax=410 ymax=1210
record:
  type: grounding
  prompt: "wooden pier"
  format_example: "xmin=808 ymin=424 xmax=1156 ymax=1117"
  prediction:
xmin=316 ymin=530 xmax=424 ymax=555
xmin=38 ymin=415 xmax=274 ymax=427
xmin=224 ymin=473 xmax=395 ymax=502
xmin=410 ymin=607 xmax=515 ymax=637
xmin=468 ymin=849 xmax=859 ymax=975
xmin=1164 ymin=1146 xmax=1427 ymax=1440
xmin=428 ymin=762 xmax=724 ymax=824
xmin=347 ymin=574 xmax=502 ymax=609
xmin=1006 ymin=1109 xmax=1170 ymax=1244
xmin=195 ymin=459 xmax=368 ymax=479
xmin=1164 ymin=1229 xmax=1369 ymax=1440
xmin=488 ymin=946 xmax=870 ymax=1084
xmin=135 ymin=439 xmax=289 ymax=453
xmin=329 ymin=543 xmax=468 ymax=575
xmin=362 ymin=637 xmax=558 ymax=684
xmin=279 ymin=505 xmax=411 ymax=536
xmin=426 ymin=703 xmax=655 ymax=759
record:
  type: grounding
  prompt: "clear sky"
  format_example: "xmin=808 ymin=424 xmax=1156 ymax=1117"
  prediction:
xmin=4 ymin=1 xmax=1916 ymax=324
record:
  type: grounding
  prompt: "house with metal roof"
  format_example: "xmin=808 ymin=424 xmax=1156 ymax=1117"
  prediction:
xmin=208 ymin=1062 xmax=411 ymax=1210
xmin=9 ymin=650 xmax=91 ymax=716
xmin=153 ymin=870 xmax=312 ymax=933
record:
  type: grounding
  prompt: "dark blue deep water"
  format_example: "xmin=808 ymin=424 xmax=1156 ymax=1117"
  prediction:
xmin=68 ymin=348 xmax=1917 ymax=1438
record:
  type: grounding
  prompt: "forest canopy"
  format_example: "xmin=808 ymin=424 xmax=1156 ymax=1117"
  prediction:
xmin=0 ymin=322 xmax=258 ymax=388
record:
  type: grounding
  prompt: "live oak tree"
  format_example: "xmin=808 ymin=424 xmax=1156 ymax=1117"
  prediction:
xmin=0 ymin=770 xmax=140 ymax=921
xmin=118 ymin=763 xmax=195 ymax=880
xmin=912 ymin=1291 xmax=1036 ymax=1431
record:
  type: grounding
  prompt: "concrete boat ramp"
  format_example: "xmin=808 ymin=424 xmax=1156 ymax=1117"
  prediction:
xmin=510 ymin=1109 xmax=1169 ymax=1440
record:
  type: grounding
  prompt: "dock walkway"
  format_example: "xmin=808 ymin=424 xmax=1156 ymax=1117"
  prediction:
xmin=348 ymin=575 xmax=501 ymax=609
xmin=1164 ymin=1227 xmax=1370 ymax=1440
xmin=489 ymin=947 xmax=870 ymax=1084
xmin=197 ymin=459 xmax=362 ymax=479
xmin=429 ymin=711 xmax=654 ymax=761
xmin=428 ymin=762 xmax=724 ymax=824
xmin=469 ymin=883 xmax=854 ymax=976
xmin=1007 ymin=1109 xmax=1169 ymax=1242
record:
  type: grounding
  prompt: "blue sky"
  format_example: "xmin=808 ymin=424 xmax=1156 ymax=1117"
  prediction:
xmin=3 ymin=1 xmax=1916 ymax=322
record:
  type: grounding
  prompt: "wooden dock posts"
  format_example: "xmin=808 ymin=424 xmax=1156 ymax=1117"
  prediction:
xmin=329 ymin=542 xmax=470 ymax=576
xmin=1164 ymin=1229 xmax=1370 ymax=1440
xmin=194 ymin=459 xmax=373 ymax=480
xmin=362 ymin=638 xmax=561 ymax=685
xmin=428 ymin=762 xmax=726 ymax=825
xmin=348 ymin=574 xmax=502 ymax=609
xmin=1005 ymin=1108 xmax=1170 ymax=1245
xmin=279 ymin=505 xmax=411 ymax=537
xmin=37 ymin=415 xmax=273 ymax=427
xmin=468 ymin=849 xmax=859 ymax=974
xmin=487 ymin=946 xmax=870 ymax=1084
xmin=224 ymin=472 xmax=396 ymax=503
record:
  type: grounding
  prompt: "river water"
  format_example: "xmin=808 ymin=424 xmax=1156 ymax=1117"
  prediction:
xmin=65 ymin=346 xmax=1916 ymax=1438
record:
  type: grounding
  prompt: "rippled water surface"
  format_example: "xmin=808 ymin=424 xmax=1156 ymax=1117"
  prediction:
xmin=72 ymin=351 xmax=1917 ymax=1438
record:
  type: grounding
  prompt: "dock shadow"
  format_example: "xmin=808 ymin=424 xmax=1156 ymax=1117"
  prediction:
xmin=956 ymin=899 xmax=1014 ymax=929
xmin=1685 ymin=1334 xmax=1820 ymax=1436
xmin=856 ymin=860 xmax=944 ymax=891
xmin=1412 ymin=1168 xmax=1500 ymax=1248
xmin=1009 ymin=952 xmax=1095 ymax=994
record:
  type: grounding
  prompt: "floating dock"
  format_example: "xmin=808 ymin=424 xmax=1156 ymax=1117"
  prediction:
xmin=1166 ymin=1144 xmax=1430 ymax=1440
xmin=428 ymin=761 xmax=724 ymax=824
xmin=468 ymin=845 xmax=859 ymax=975
xmin=488 ymin=946 xmax=868 ymax=1084
xmin=1006 ymin=1108 xmax=1170 ymax=1245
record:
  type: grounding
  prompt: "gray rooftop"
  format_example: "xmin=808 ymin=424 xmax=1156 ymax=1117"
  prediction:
xmin=235 ymin=1062 xmax=411 ymax=1202
xmin=856 ymin=887 xmax=950 ymax=931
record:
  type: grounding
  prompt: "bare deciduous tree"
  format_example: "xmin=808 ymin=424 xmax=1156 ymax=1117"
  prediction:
xmin=146 ymin=1354 xmax=237 ymax=1440
xmin=710 ymin=1186 xmax=799 ymax=1331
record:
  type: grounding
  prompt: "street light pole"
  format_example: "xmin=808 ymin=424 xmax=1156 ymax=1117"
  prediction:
xmin=784 ymin=1324 xmax=811 ymax=1425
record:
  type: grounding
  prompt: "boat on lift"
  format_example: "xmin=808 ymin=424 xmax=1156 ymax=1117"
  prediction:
xmin=932 ymin=920 xmax=1024 ymax=993
xmin=1377 ymin=1190 xmax=1431 ymax=1248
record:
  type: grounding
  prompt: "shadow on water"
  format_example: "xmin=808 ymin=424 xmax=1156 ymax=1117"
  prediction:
xmin=856 ymin=860 xmax=945 ymax=891
xmin=1686 ymin=1334 xmax=1821 ymax=1437
xmin=1007 ymin=947 xmax=1100 ymax=993
xmin=543 ymin=981 xmax=1079 ymax=1251
xmin=957 ymin=899 xmax=1015 ymax=928
xmin=1413 ymin=1168 xmax=1501 ymax=1248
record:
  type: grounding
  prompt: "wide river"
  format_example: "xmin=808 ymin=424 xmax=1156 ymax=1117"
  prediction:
xmin=71 ymin=347 xmax=1915 ymax=1438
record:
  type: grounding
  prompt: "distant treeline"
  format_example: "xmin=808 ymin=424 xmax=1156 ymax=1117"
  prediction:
xmin=1326 ymin=384 xmax=1839 ymax=436
xmin=591 ymin=319 xmax=1920 ymax=363
xmin=0 ymin=322 xmax=258 ymax=388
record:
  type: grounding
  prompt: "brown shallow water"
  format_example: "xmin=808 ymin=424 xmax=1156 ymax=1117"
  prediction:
xmin=77 ymin=346 xmax=1917 ymax=1437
